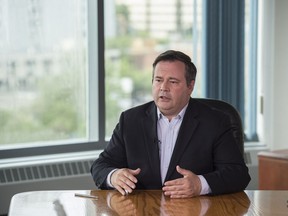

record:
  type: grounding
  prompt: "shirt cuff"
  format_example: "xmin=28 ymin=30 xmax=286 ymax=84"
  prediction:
xmin=198 ymin=175 xmax=212 ymax=195
xmin=106 ymin=169 xmax=118 ymax=188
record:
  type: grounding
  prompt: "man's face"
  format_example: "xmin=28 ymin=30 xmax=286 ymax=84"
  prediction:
xmin=152 ymin=60 xmax=195 ymax=120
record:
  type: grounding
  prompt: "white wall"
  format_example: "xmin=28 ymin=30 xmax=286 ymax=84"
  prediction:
xmin=261 ymin=0 xmax=288 ymax=150
xmin=272 ymin=0 xmax=288 ymax=150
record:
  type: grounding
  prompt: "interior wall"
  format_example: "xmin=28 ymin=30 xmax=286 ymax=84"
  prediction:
xmin=260 ymin=0 xmax=288 ymax=151
xmin=272 ymin=0 xmax=288 ymax=150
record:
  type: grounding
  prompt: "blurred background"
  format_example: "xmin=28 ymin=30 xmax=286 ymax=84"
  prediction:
xmin=0 ymin=0 xmax=287 ymax=215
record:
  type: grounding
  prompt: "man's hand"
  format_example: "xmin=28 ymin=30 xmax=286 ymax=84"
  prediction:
xmin=111 ymin=168 xmax=141 ymax=196
xmin=162 ymin=165 xmax=202 ymax=198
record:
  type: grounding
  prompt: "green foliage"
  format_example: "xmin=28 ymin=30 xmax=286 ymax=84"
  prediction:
xmin=116 ymin=4 xmax=130 ymax=21
xmin=0 ymin=70 xmax=86 ymax=145
xmin=105 ymin=37 xmax=132 ymax=50
xmin=34 ymin=72 xmax=80 ymax=134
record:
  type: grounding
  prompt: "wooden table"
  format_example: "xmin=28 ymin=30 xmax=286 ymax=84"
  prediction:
xmin=8 ymin=190 xmax=288 ymax=216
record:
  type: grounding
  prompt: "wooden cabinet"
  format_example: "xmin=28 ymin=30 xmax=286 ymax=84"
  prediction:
xmin=258 ymin=149 xmax=288 ymax=190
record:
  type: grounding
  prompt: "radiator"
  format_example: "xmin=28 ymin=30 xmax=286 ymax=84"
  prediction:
xmin=0 ymin=151 xmax=99 ymax=215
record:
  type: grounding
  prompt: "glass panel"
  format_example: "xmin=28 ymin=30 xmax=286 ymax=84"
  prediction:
xmin=104 ymin=0 xmax=204 ymax=138
xmin=0 ymin=0 xmax=88 ymax=147
xmin=244 ymin=0 xmax=259 ymax=141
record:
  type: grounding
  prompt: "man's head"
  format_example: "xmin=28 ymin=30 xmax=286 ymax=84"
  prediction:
xmin=152 ymin=50 xmax=197 ymax=120
xmin=152 ymin=50 xmax=197 ymax=86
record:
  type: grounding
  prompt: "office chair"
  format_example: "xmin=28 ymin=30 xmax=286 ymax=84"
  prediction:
xmin=195 ymin=98 xmax=244 ymax=156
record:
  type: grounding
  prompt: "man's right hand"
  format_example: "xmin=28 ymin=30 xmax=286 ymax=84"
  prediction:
xmin=111 ymin=168 xmax=141 ymax=196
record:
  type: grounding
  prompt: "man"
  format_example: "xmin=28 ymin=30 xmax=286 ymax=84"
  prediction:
xmin=91 ymin=50 xmax=250 ymax=198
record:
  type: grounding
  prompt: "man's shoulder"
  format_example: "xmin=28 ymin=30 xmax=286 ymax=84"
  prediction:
xmin=190 ymin=98 xmax=230 ymax=119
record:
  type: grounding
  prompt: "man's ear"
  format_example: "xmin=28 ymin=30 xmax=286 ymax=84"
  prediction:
xmin=188 ymin=80 xmax=195 ymax=93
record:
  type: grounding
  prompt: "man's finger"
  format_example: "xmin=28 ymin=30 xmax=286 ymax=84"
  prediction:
xmin=163 ymin=178 xmax=183 ymax=186
xmin=130 ymin=168 xmax=141 ymax=175
xmin=125 ymin=168 xmax=141 ymax=184
xmin=120 ymin=176 xmax=136 ymax=190
xmin=115 ymin=185 xmax=128 ymax=196
xmin=176 ymin=165 xmax=190 ymax=177
xmin=113 ymin=168 xmax=141 ymax=195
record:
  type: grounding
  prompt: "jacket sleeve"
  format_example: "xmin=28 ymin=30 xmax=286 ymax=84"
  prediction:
xmin=202 ymin=114 xmax=251 ymax=195
xmin=90 ymin=113 xmax=128 ymax=189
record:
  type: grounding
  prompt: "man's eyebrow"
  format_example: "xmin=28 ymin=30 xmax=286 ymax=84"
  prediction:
xmin=168 ymin=77 xmax=180 ymax=81
xmin=154 ymin=76 xmax=180 ymax=81
xmin=154 ymin=76 xmax=163 ymax=79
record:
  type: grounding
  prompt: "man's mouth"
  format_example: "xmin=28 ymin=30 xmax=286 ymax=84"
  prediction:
xmin=159 ymin=95 xmax=170 ymax=100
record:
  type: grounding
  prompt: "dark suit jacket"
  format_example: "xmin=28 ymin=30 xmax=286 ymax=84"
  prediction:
xmin=91 ymin=98 xmax=251 ymax=195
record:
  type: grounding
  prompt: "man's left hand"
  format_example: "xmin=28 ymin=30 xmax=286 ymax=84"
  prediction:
xmin=162 ymin=165 xmax=202 ymax=198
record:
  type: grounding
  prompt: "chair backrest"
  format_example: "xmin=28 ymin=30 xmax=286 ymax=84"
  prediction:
xmin=195 ymin=98 xmax=244 ymax=156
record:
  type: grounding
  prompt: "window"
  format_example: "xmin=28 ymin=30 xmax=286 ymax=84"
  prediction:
xmin=0 ymin=0 xmax=96 ymax=158
xmin=244 ymin=0 xmax=259 ymax=142
xmin=0 ymin=0 xmax=261 ymax=160
xmin=104 ymin=0 xmax=204 ymax=137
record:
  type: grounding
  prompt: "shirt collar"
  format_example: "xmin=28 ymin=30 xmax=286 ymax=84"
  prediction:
xmin=157 ymin=103 xmax=189 ymax=120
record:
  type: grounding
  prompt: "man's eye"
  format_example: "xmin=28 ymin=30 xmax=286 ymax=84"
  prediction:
xmin=170 ymin=81 xmax=178 ymax=84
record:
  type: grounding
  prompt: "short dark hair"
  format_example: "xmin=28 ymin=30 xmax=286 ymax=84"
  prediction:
xmin=152 ymin=50 xmax=197 ymax=86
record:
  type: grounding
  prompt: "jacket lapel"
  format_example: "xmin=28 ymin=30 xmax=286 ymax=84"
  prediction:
xmin=141 ymin=103 xmax=162 ymax=184
xmin=165 ymin=99 xmax=200 ymax=181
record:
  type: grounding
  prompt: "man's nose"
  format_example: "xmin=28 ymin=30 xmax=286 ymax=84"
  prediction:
xmin=160 ymin=81 xmax=169 ymax=91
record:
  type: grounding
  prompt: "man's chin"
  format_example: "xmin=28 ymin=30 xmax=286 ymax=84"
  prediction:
xmin=158 ymin=105 xmax=172 ymax=113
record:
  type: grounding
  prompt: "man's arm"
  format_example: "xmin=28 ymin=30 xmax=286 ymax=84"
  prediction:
xmin=91 ymin=115 xmax=128 ymax=189
xmin=202 ymin=115 xmax=251 ymax=195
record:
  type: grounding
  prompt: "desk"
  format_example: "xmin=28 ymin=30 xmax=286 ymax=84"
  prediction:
xmin=8 ymin=190 xmax=288 ymax=216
